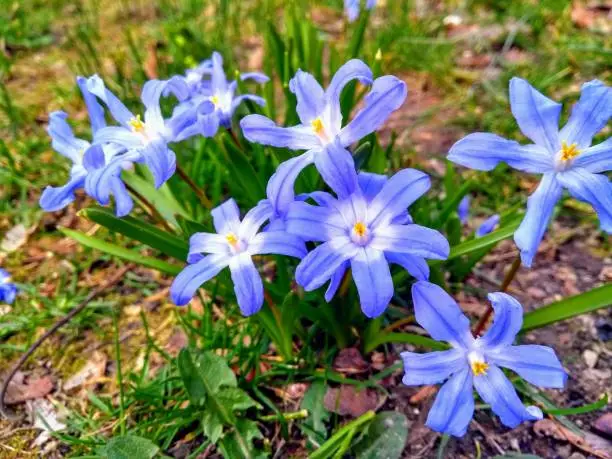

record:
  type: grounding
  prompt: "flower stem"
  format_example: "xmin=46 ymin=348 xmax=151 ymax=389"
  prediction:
xmin=176 ymin=164 xmax=212 ymax=209
xmin=125 ymin=182 xmax=174 ymax=233
xmin=473 ymin=254 xmax=522 ymax=336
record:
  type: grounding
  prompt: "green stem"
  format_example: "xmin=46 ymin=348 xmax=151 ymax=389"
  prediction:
xmin=112 ymin=308 xmax=126 ymax=435
xmin=125 ymin=182 xmax=174 ymax=233
xmin=176 ymin=164 xmax=212 ymax=209
xmin=259 ymin=409 xmax=309 ymax=422
xmin=309 ymin=411 xmax=376 ymax=459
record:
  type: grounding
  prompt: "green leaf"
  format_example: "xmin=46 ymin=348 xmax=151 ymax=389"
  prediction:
xmin=218 ymin=418 xmax=264 ymax=459
xmin=300 ymin=381 xmax=330 ymax=448
xmin=436 ymin=179 xmax=473 ymax=228
xmin=60 ymin=228 xmax=182 ymax=275
xmin=545 ymin=394 xmax=608 ymax=416
xmin=202 ymin=409 xmax=224 ymax=444
xmin=124 ymin=173 xmax=189 ymax=225
xmin=222 ymin=134 xmax=265 ymax=205
xmin=80 ymin=207 xmax=188 ymax=261
xmin=363 ymin=332 xmax=448 ymax=354
xmin=178 ymin=349 xmax=237 ymax=399
xmin=216 ymin=387 xmax=260 ymax=412
xmin=103 ymin=435 xmax=159 ymax=459
xmin=353 ymin=412 xmax=409 ymax=459
xmin=521 ymin=283 xmax=612 ymax=332
xmin=444 ymin=217 xmax=521 ymax=261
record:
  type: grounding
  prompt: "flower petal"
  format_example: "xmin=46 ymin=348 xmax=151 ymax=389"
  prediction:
xmin=187 ymin=233 xmax=229 ymax=262
xmin=358 ymin=171 xmax=387 ymax=202
xmin=367 ymin=168 xmax=430 ymax=227
xmin=295 ymin=237 xmax=359 ymax=291
xmin=325 ymin=261 xmax=348 ymax=302
xmin=556 ymin=168 xmax=612 ymax=233
xmin=487 ymin=345 xmax=567 ymax=389
xmin=411 ymin=281 xmax=473 ymax=349
xmin=212 ymin=199 xmax=242 ymax=235
xmin=573 ymin=138 xmax=612 ymax=173
xmin=76 ymin=76 xmax=106 ymax=133
xmin=211 ymin=52 xmax=228 ymax=93
xmin=326 ymin=59 xmax=373 ymax=128
xmin=40 ymin=174 xmax=86 ymax=212
xmin=142 ymin=140 xmax=176 ymax=188
xmin=248 ymin=231 xmax=307 ymax=258
xmin=339 ymin=75 xmax=407 ymax=146
xmin=240 ymin=115 xmax=320 ymax=150
xmin=447 ymin=133 xmax=553 ymax=173
xmin=458 ymin=195 xmax=470 ymax=225
xmin=230 ymin=94 xmax=266 ymax=116
xmin=514 ymin=173 xmax=562 ymax=267
xmin=86 ymin=75 xmax=134 ymax=126
xmin=475 ymin=214 xmax=500 ymax=237
xmin=110 ymin=177 xmax=134 ymax=217
xmin=170 ymin=254 xmax=229 ymax=306
xmin=142 ymin=77 xmax=189 ymax=130
xmin=385 ymin=252 xmax=430 ymax=281
xmin=350 ymin=246 xmax=393 ymax=318
xmin=559 ymin=80 xmax=612 ymax=149
xmin=509 ymin=77 xmax=561 ymax=153
xmin=286 ymin=201 xmax=347 ymax=241
xmin=401 ymin=349 xmax=466 ymax=385
xmin=473 ymin=364 xmax=543 ymax=429
xmin=93 ymin=126 xmax=141 ymax=150
xmin=238 ymin=201 xmax=274 ymax=241
xmin=229 ymin=253 xmax=264 ymax=316
xmin=370 ymin=224 xmax=450 ymax=260
xmin=240 ymin=72 xmax=269 ymax=83
xmin=314 ymin=139 xmax=358 ymax=198
xmin=266 ymin=151 xmax=316 ymax=215
xmin=426 ymin=368 xmax=474 ymax=437
xmin=47 ymin=111 xmax=90 ymax=163
xmin=479 ymin=292 xmax=523 ymax=348
xmin=289 ymin=69 xmax=325 ymax=124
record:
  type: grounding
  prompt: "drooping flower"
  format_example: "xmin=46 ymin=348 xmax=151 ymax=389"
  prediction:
xmin=476 ymin=214 xmax=500 ymax=237
xmin=167 ymin=52 xmax=268 ymax=141
xmin=40 ymin=76 xmax=123 ymax=213
xmin=0 ymin=269 xmax=18 ymax=304
xmin=457 ymin=195 xmax=470 ymax=225
xmin=402 ymin=281 xmax=566 ymax=437
xmin=345 ymin=0 xmax=377 ymax=22
xmin=241 ymin=60 xmax=406 ymax=228
xmin=85 ymin=75 xmax=190 ymax=215
xmin=286 ymin=167 xmax=449 ymax=318
xmin=448 ymin=78 xmax=612 ymax=266
xmin=170 ymin=199 xmax=306 ymax=315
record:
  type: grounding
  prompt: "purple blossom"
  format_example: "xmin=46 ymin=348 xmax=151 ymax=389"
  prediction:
xmin=0 ymin=269 xmax=18 ymax=304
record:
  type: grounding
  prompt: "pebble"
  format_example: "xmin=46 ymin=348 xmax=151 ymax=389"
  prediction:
xmin=582 ymin=349 xmax=598 ymax=368
xmin=593 ymin=413 xmax=612 ymax=437
xmin=526 ymin=286 xmax=547 ymax=300
xmin=568 ymin=453 xmax=586 ymax=459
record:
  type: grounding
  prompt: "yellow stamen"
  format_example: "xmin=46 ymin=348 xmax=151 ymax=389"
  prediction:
xmin=210 ymin=95 xmax=220 ymax=106
xmin=128 ymin=114 xmax=146 ymax=133
xmin=471 ymin=360 xmax=489 ymax=376
xmin=560 ymin=141 xmax=580 ymax=161
xmin=353 ymin=222 xmax=367 ymax=237
xmin=226 ymin=233 xmax=239 ymax=246
xmin=311 ymin=117 xmax=324 ymax=136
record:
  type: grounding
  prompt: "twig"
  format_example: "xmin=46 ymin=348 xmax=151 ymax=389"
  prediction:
xmin=176 ymin=164 xmax=212 ymax=209
xmin=124 ymin=182 xmax=174 ymax=233
xmin=0 ymin=264 xmax=131 ymax=421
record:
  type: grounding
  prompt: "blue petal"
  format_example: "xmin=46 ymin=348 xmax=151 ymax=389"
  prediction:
xmin=411 ymin=281 xmax=473 ymax=349
xmin=171 ymin=254 xmax=229 ymax=306
xmin=286 ymin=201 xmax=347 ymax=241
xmin=367 ymin=168 xmax=430 ymax=227
xmin=93 ymin=126 xmax=141 ymax=149
xmin=448 ymin=133 xmax=553 ymax=173
xmin=326 ymin=59 xmax=373 ymax=128
xmin=426 ymin=368 xmax=474 ymax=437
xmin=366 ymin=0 xmax=377 ymax=8
xmin=573 ymin=138 xmax=612 ymax=173
xmin=249 ymin=231 xmax=307 ymax=258
xmin=212 ymin=199 xmax=242 ymax=234
xmin=357 ymin=172 xmax=387 ymax=202
xmin=0 ymin=284 xmax=18 ymax=304
xmin=110 ymin=177 xmax=134 ymax=217
xmin=142 ymin=140 xmax=176 ymax=188
xmin=229 ymin=253 xmax=264 ymax=316
xmin=239 ymin=200 xmax=274 ymax=240
xmin=339 ymin=75 xmax=407 ymax=146
xmin=344 ymin=0 xmax=360 ymax=22
xmin=211 ymin=51 xmax=228 ymax=93
xmin=325 ymin=261 xmax=348 ymax=302
xmin=385 ymin=252 xmax=430 ymax=280
xmin=487 ymin=345 xmax=567 ymax=389
xmin=475 ymin=214 xmax=500 ymax=237
xmin=557 ymin=168 xmax=612 ymax=233
xmin=350 ymin=246 xmax=393 ymax=318
xmin=86 ymin=75 xmax=134 ymax=126
xmin=240 ymin=115 xmax=319 ymax=150
xmin=314 ymin=139 xmax=358 ymax=198
xmin=47 ymin=111 xmax=89 ymax=164
xmin=509 ymin=77 xmax=562 ymax=153
xmin=479 ymin=292 xmax=523 ymax=348
xmin=458 ymin=195 xmax=470 ymax=225
xmin=295 ymin=237 xmax=359 ymax=291
xmin=76 ymin=76 xmax=106 ymax=133
xmin=514 ymin=173 xmax=562 ymax=267
xmin=401 ymin=349 xmax=465 ymax=385
xmin=187 ymin=233 xmax=229 ymax=262
xmin=559 ymin=80 xmax=612 ymax=149
xmin=473 ymin=364 xmax=543 ymax=429
xmin=230 ymin=94 xmax=266 ymax=116
xmin=371 ymin=224 xmax=450 ymax=260
xmin=40 ymin=173 xmax=86 ymax=212
xmin=289 ymin=69 xmax=325 ymax=124
xmin=266 ymin=151 xmax=316 ymax=215
xmin=240 ymin=72 xmax=269 ymax=83
xmin=142 ymin=77 xmax=189 ymax=129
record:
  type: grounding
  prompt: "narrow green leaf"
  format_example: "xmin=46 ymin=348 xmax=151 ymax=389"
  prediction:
xmin=222 ymin=135 xmax=265 ymax=205
xmin=545 ymin=394 xmax=608 ymax=416
xmin=300 ymin=381 xmax=330 ymax=449
xmin=436 ymin=179 xmax=473 ymax=228
xmin=521 ymin=283 xmax=612 ymax=332
xmin=444 ymin=217 xmax=521 ymax=261
xmin=80 ymin=207 xmax=188 ymax=261
xmin=103 ymin=435 xmax=159 ymax=459
xmin=60 ymin=228 xmax=182 ymax=275
xmin=364 ymin=332 xmax=448 ymax=354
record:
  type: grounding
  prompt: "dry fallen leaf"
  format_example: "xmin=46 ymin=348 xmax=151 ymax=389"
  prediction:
xmin=323 ymin=385 xmax=378 ymax=417
xmin=63 ymin=351 xmax=107 ymax=391
xmin=333 ymin=348 xmax=369 ymax=374
xmin=5 ymin=373 xmax=54 ymax=404
xmin=534 ymin=419 xmax=610 ymax=459
xmin=1 ymin=223 xmax=31 ymax=252
xmin=27 ymin=398 xmax=66 ymax=447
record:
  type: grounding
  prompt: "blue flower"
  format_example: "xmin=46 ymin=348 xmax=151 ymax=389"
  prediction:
xmin=448 ymin=78 xmax=612 ymax=266
xmin=241 ymin=60 xmax=406 ymax=228
xmin=40 ymin=76 xmax=121 ymax=212
xmin=0 ymin=269 xmax=18 ymax=304
xmin=167 ymin=52 xmax=268 ymax=141
xmin=171 ymin=199 xmax=306 ymax=316
xmin=345 ymin=0 xmax=377 ymax=22
xmin=286 ymin=168 xmax=448 ymax=318
xmin=457 ymin=195 xmax=470 ymax=225
xmin=402 ymin=281 xmax=566 ymax=437
xmin=85 ymin=75 xmax=190 ymax=215
xmin=476 ymin=214 xmax=500 ymax=237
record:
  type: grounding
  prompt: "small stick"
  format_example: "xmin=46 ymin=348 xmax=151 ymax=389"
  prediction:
xmin=124 ymin=182 xmax=174 ymax=233
xmin=175 ymin=165 xmax=212 ymax=209
xmin=0 ymin=264 xmax=131 ymax=421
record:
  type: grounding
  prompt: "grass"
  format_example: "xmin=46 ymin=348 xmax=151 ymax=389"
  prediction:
xmin=0 ymin=0 xmax=610 ymax=457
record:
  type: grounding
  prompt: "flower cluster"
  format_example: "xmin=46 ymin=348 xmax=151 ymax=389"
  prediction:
xmin=0 ymin=269 xmax=18 ymax=304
